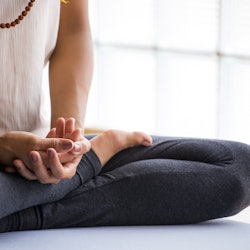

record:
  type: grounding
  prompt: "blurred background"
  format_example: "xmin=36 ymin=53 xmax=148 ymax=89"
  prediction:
xmin=85 ymin=0 xmax=250 ymax=144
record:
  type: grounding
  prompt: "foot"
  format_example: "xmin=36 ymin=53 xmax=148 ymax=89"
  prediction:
xmin=90 ymin=130 xmax=152 ymax=166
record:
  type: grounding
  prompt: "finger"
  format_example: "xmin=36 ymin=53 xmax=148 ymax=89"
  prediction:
xmin=62 ymin=162 xmax=79 ymax=179
xmin=13 ymin=159 xmax=37 ymax=181
xmin=38 ymin=151 xmax=50 ymax=168
xmin=46 ymin=128 xmax=56 ymax=138
xmin=55 ymin=117 xmax=65 ymax=138
xmin=29 ymin=151 xmax=60 ymax=184
xmin=4 ymin=166 xmax=17 ymax=173
xmin=73 ymin=139 xmax=91 ymax=155
xmin=70 ymin=129 xmax=91 ymax=155
xmin=39 ymin=138 xmax=74 ymax=153
xmin=57 ymin=152 xmax=75 ymax=164
xmin=65 ymin=118 xmax=75 ymax=138
xmin=70 ymin=128 xmax=84 ymax=141
xmin=62 ymin=157 xmax=81 ymax=179
xmin=47 ymin=148 xmax=76 ymax=179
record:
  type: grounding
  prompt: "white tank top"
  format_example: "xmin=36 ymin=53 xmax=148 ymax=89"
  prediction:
xmin=0 ymin=0 xmax=60 ymax=136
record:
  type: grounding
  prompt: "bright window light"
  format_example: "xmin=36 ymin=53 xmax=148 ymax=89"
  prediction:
xmin=87 ymin=0 xmax=250 ymax=144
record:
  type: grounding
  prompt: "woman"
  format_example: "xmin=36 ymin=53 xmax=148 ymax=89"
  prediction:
xmin=0 ymin=0 xmax=250 ymax=232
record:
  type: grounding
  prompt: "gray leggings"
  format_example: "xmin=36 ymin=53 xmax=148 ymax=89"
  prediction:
xmin=1 ymin=136 xmax=250 ymax=232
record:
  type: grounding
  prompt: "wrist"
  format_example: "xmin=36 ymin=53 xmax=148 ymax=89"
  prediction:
xmin=0 ymin=133 xmax=7 ymax=150
xmin=0 ymin=133 xmax=9 ymax=167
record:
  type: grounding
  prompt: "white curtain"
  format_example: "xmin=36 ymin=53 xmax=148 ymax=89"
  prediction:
xmin=86 ymin=0 xmax=250 ymax=144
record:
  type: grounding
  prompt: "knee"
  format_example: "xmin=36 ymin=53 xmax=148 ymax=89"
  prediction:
xmin=213 ymin=172 xmax=248 ymax=219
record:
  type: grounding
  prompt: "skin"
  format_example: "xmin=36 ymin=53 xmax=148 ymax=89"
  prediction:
xmin=11 ymin=118 xmax=92 ymax=184
xmin=49 ymin=0 xmax=93 ymax=129
xmin=0 ymin=131 xmax=74 ymax=169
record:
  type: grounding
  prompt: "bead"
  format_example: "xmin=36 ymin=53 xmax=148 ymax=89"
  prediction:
xmin=0 ymin=0 xmax=36 ymax=29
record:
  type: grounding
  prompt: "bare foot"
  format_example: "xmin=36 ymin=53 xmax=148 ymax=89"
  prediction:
xmin=90 ymin=130 xmax=152 ymax=166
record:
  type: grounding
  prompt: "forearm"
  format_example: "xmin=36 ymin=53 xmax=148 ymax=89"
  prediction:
xmin=0 ymin=132 xmax=23 ymax=167
xmin=0 ymin=133 xmax=6 ymax=168
xmin=49 ymin=23 xmax=93 ymax=129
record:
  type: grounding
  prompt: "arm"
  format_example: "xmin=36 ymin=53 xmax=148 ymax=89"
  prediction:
xmin=4 ymin=2 xmax=94 ymax=184
xmin=49 ymin=0 xmax=93 ymax=129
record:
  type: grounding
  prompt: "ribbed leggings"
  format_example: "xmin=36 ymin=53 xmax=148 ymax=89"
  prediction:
xmin=1 ymin=135 xmax=250 ymax=232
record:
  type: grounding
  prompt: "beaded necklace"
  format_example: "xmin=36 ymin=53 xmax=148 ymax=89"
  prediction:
xmin=0 ymin=0 xmax=69 ymax=29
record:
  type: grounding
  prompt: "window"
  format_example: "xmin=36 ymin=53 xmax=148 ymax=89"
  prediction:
xmin=86 ymin=0 xmax=250 ymax=144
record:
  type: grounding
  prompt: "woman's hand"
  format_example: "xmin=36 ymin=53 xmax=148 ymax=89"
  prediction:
xmin=1 ymin=131 xmax=74 ymax=181
xmin=8 ymin=118 xmax=91 ymax=184
xmin=45 ymin=117 xmax=91 ymax=177
xmin=0 ymin=131 xmax=74 ymax=167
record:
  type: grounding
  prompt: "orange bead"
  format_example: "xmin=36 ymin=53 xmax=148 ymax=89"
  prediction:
xmin=1 ymin=0 xmax=36 ymax=29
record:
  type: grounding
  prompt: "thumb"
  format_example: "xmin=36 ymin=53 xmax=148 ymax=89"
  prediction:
xmin=73 ymin=138 xmax=91 ymax=155
xmin=40 ymin=138 xmax=74 ymax=153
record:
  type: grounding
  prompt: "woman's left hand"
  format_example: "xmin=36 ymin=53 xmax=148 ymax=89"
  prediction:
xmin=46 ymin=117 xmax=91 ymax=166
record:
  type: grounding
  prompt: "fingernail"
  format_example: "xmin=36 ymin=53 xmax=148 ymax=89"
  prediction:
xmin=62 ymin=141 xmax=73 ymax=150
xmin=14 ymin=163 xmax=22 ymax=170
xmin=74 ymin=142 xmax=81 ymax=152
xmin=142 ymin=141 xmax=151 ymax=147
xmin=48 ymin=149 xmax=54 ymax=159
xmin=30 ymin=154 xmax=38 ymax=162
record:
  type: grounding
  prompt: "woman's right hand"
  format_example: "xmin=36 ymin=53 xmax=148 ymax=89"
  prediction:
xmin=0 ymin=131 xmax=74 ymax=178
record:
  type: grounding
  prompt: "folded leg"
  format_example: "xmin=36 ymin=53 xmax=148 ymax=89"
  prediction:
xmin=0 ymin=150 xmax=101 ymax=220
xmin=1 ymin=136 xmax=250 ymax=231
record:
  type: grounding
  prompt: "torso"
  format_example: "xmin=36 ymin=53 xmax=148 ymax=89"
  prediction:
xmin=0 ymin=0 xmax=60 ymax=136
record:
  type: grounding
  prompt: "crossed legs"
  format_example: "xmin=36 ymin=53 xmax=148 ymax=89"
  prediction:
xmin=1 ymin=134 xmax=250 ymax=232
